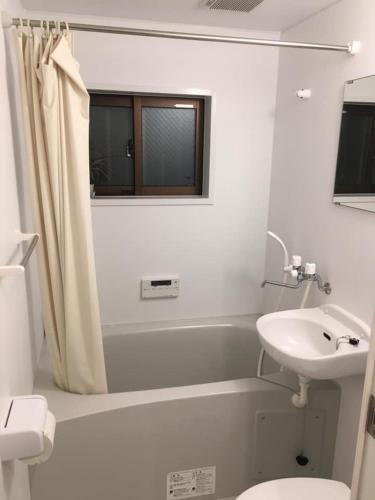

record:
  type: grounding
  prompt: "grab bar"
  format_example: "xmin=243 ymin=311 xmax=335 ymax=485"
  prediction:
xmin=0 ymin=231 xmax=40 ymax=277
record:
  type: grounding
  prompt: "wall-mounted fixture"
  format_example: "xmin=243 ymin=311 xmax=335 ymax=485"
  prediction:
xmin=257 ymin=305 xmax=370 ymax=407
xmin=6 ymin=15 xmax=359 ymax=55
xmin=334 ymin=73 xmax=375 ymax=213
xmin=203 ymin=0 xmax=264 ymax=13
xmin=0 ymin=396 xmax=55 ymax=464
xmin=0 ymin=230 xmax=39 ymax=277
xmin=296 ymin=89 xmax=312 ymax=100
xmin=262 ymin=260 xmax=332 ymax=295
xmin=141 ymin=276 xmax=180 ymax=299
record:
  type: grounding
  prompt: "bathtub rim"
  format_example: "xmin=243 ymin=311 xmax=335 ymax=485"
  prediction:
xmin=101 ymin=313 xmax=261 ymax=336
xmin=33 ymin=313 xmax=336 ymax=424
xmin=35 ymin=314 xmax=263 ymax=421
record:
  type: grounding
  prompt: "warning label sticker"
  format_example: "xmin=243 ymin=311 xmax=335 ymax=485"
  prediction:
xmin=167 ymin=466 xmax=216 ymax=499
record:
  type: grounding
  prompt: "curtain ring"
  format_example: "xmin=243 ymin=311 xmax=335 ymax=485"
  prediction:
xmin=55 ymin=21 xmax=61 ymax=38
xmin=46 ymin=20 xmax=50 ymax=36
xmin=26 ymin=18 xmax=33 ymax=38
xmin=41 ymin=19 xmax=47 ymax=38
xmin=17 ymin=17 xmax=24 ymax=37
xmin=62 ymin=21 xmax=70 ymax=38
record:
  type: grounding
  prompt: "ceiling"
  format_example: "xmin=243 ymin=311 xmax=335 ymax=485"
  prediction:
xmin=21 ymin=0 xmax=341 ymax=32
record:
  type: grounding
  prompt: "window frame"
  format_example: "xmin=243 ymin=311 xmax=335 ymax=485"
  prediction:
xmin=89 ymin=92 xmax=205 ymax=198
xmin=90 ymin=93 xmax=135 ymax=196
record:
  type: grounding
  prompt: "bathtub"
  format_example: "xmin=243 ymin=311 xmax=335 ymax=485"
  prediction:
xmin=31 ymin=315 xmax=340 ymax=500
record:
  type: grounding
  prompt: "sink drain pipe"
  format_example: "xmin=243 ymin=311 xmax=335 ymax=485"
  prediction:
xmin=292 ymin=375 xmax=311 ymax=408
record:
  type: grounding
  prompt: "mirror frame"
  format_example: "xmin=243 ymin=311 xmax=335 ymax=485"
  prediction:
xmin=334 ymin=76 xmax=375 ymax=213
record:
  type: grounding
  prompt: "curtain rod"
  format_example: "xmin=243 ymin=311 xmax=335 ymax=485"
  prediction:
xmin=9 ymin=17 xmax=359 ymax=54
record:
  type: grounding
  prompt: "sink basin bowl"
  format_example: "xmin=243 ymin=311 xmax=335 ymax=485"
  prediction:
xmin=256 ymin=305 xmax=370 ymax=380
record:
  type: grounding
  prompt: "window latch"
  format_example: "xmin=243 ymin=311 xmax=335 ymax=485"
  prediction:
xmin=126 ymin=140 xmax=134 ymax=159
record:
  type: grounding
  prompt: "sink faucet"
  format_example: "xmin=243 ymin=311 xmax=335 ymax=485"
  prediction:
xmin=262 ymin=261 xmax=332 ymax=295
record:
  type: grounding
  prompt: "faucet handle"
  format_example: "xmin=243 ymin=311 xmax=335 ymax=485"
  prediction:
xmin=284 ymin=255 xmax=302 ymax=276
xmin=305 ymin=262 xmax=316 ymax=275
xmin=292 ymin=255 xmax=302 ymax=267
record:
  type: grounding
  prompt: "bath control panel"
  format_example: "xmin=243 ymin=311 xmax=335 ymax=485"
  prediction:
xmin=141 ymin=276 xmax=180 ymax=299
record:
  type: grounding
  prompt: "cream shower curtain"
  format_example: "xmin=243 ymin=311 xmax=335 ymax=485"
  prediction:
xmin=16 ymin=23 xmax=107 ymax=394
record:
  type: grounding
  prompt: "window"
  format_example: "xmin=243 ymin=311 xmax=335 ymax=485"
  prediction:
xmin=89 ymin=93 xmax=205 ymax=197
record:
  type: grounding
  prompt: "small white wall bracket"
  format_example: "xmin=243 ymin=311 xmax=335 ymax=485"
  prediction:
xmin=0 ymin=395 xmax=55 ymax=464
xmin=348 ymin=41 xmax=361 ymax=55
xmin=0 ymin=266 xmax=25 ymax=277
xmin=296 ymin=89 xmax=312 ymax=100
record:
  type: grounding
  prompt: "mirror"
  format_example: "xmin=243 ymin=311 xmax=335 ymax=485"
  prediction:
xmin=334 ymin=75 xmax=375 ymax=213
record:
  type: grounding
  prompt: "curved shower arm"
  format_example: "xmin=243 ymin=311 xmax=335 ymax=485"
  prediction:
xmin=267 ymin=230 xmax=289 ymax=269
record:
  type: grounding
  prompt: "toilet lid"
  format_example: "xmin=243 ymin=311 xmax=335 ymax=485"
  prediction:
xmin=237 ymin=478 xmax=350 ymax=500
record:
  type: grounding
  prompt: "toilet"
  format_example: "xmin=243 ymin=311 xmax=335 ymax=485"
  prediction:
xmin=237 ymin=477 xmax=350 ymax=500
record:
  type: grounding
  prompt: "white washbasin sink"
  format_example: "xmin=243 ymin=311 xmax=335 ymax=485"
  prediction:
xmin=256 ymin=305 xmax=370 ymax=380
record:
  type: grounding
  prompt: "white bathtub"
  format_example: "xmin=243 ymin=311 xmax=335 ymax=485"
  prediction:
xmin=104 ymin=317 xmax=270 ymax=393
xmin=31 ymin=315 xmax=340 ymax=500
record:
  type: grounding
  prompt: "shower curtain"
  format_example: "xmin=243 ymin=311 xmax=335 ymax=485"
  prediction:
xmin=16 ymin=23 xmax=107 ymax=394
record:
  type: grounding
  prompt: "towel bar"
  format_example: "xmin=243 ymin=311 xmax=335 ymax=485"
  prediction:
xmin=0 ymin=231 xmax=39 ymax=277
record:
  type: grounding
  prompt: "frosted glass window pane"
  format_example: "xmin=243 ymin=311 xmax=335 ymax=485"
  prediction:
xmin=90 ymin=106 xmax=134 ymax=186
xmin=142 ymin=108 xmax=196 ymax=186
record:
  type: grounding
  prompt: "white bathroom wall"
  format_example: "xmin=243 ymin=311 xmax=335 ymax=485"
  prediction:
xmin=0 ymin=1 xmax=43 ymax=499
xmin=61 ymin=21 xmax=280 ymax=325
xmin=264 ymin=0 xmax=375 ymax=486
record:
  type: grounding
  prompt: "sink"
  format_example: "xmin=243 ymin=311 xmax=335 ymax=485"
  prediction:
xmin=256 ymin=305 xmax=370 ymax=380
